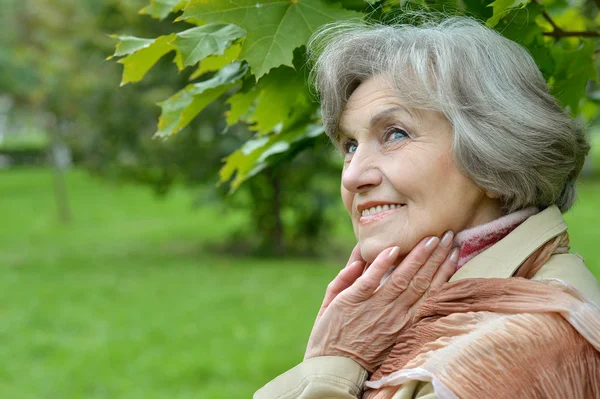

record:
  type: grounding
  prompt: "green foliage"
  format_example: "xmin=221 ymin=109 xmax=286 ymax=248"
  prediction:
xmin=219 ymin=124 xmax=324 ymax=191
xmin=180 ymin=0 xmax=362 ymax=79
xmin=110 ymin=0 xmax=600 ymax=194
xmin=486 ymin=0 xmax=528 ymax=26
xmin=156 ymin=61 xmax=247 ymax=137
xmin=140 ymin=0 xmax=187 ymax=20
xmin=173 ymin=23 xmax=245 ymax=68
xmin=113 ymin=33 xmax=177 ymax=85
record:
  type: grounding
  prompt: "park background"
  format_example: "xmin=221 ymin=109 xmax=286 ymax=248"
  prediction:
xmin=1 ymin=0 xmax=600 ymax=398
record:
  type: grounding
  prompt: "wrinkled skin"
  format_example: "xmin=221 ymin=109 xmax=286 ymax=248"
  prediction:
xmin=338 ymin=76 xmax=503 ymax=263
xmin=305 ymin=235 xmax=458 ymax=372
xmin=304 ymin=77 xmax=503 ymax=373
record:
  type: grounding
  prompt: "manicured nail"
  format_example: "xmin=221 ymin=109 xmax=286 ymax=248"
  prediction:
xmin=426 ymin=237 xmax=439 ymax=249
xmin=441 ymin=231 xmax=454 ymax=248
xmin=388 ymin=246 xmax=400 ymax=259
xmin=347 ymin=260 xmax=362 ymax=269
xmin=450 ymin=248 xmax=460 ymax=262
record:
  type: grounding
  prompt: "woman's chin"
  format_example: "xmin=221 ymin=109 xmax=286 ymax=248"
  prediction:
xmin=359 ymin=238 xmax=411 ymax=264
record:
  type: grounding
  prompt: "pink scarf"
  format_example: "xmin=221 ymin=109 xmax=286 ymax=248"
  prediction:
xmin=454 ymin=207 xmax=538 ymax=269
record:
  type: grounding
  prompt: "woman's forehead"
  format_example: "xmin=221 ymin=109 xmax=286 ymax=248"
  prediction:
xmin=339 ymin=80 xmax=418 ymax=131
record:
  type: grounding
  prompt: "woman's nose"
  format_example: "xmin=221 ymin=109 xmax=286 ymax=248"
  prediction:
xmin=341 ymin=148 xmax=382 ymax=193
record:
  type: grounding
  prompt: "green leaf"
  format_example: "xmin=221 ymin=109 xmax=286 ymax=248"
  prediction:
xmin=109 ymin=36 xmax=155 ymax=58
xmin=551 ymin=40 xmax=597 ymax=114
xmin=580 ymin=100 xmax=599 ymax=121
xmin=156 ymin=61 xmax=248 ymax=137
xmin=249 ymin=66 xmax=312 ymax=134
xmin=493 ymin=2 xmax=543 ymax=46
xmin=189 ymin=43 xmax=242 ymax=80
xmin=462 ymin=0 xmax=493 ymax=20
xmin=219 ymin=123 xmax=324 ymax=191
xmin=140 ymin=0 xmax=188 ymax=20
xmin=181 ymin=0 xmax=363 ymax=79
xmin=226 ymin=85 xmax=260 ymax=125
xmin=487 ymin=0 xmax=529 ymax=27
xmin=115 ymin=34 xmax=177 ymax=86
xmin=173 ymin=24 xmax=245 ymax=69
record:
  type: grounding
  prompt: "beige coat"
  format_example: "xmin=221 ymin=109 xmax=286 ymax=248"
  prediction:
xmin=254 ymin=206 xmax=600 ymax=399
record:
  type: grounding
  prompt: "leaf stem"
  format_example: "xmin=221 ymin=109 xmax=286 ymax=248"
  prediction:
xmin=531 ymin=0 xmax=600 ymax=39
xmin=542 ymin=31 xmax=600 ymax=37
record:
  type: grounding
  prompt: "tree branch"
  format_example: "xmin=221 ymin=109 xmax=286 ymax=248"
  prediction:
xmin=532 ymin=0 xmax=600 ymax=39
xmin=543 ymin=30 xmax=600 ymax=37
xmin=541 ymin=10 xmax=561 ymax=32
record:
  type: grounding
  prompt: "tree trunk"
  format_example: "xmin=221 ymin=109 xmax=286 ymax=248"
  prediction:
xmin=47 ymin=114 xmax=72 ymax=224
xmin=268 ymin=167 xmax=284 ymax=256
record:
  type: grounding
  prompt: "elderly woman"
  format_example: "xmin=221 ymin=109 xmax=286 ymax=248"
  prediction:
xmin=255 ymin=17 xmax=600 ymax=399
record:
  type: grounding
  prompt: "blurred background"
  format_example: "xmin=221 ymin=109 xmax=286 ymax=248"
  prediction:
xmin=1 ymin=0 xmax=599 ymax=398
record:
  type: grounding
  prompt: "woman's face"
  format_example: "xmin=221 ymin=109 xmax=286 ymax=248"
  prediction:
xmin=339 ymin=76 xmax=503 ymax=263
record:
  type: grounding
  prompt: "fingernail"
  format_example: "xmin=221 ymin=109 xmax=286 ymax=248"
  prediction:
xmin=387 ymin=246 xmax=400 ymax=259
xmin=450 ymin=248 xmax=460 ymax=262
xmin=441 ymin=231 xmax=454 ymax=248
xmin=347 ymin=260 xmax=362 ymax=269
xmin=426 ymin=236 xmax=439 ymax=249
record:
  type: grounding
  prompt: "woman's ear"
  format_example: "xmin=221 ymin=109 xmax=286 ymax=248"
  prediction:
xmin=485 ymin=190 xmax=501 ymax=199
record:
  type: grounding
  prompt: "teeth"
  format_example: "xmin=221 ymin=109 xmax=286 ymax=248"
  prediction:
xmin=361 ymin=204 xmax=401 ymax=217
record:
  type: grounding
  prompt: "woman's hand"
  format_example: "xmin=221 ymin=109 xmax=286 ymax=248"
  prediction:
xmin=304 ymin=233 xmax=459 ymax=373
xmin=315 ymin=243 xmax=366 ymax=319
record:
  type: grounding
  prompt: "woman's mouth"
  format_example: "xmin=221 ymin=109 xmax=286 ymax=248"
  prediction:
xmin=359 ymin=204 xmax=404 ymax=224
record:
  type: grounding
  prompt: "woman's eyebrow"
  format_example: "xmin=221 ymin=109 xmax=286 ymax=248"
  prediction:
xmin=336 ymin=105 xmax=412 ymax=143
xmin=369 ymin=106 xmax=410 ymax=127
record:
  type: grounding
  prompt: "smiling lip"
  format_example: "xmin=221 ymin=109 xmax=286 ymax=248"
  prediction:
xmin=357 ymin=201 xmax=403 ymax=213
xmin=358 ymin=204 xmax=405 ymax=225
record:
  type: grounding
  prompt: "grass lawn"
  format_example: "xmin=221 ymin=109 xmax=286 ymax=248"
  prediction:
xmin=0 ymin=168 xmax=599 ymax=399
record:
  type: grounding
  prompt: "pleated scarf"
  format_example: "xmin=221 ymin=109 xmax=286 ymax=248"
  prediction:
xmin=363 ymin=232 xmax=600 ymax=399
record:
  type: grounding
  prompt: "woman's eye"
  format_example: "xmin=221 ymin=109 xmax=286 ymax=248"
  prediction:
xmin=385 ymin=128 xmax=409 ymax=142
xmin=343 ymin=140 xmax=358 ymax=155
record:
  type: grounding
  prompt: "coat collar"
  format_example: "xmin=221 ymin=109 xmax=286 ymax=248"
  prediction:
xmin=449 ymin=205 xmax=567 ymax=281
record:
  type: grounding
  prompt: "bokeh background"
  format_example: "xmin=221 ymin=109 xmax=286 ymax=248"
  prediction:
xmin=1 ymin=1 xmax=599 ymax=398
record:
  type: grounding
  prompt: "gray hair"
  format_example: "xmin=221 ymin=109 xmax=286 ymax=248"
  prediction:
xmin=308 ymin=16 xmax=590 ymax=213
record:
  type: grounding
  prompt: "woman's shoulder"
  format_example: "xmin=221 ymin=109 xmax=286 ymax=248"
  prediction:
xmin=533 ymin=252 xmax=600 ymax=307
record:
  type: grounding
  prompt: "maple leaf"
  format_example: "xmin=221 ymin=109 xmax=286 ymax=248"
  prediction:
xmin=551 ymin=40 xmax=597 ymax=115
xmin=139 ymin=0 xmax=188 ymax=20
xmin=180 ymin=0 xmax=363 ymax=79
xmin=156 ymin=62 xmax=248 ymax=137
xmin=249 ymin=66 xmax=312 ymax=134
xmin=111 ymin=25 xmax=244 ymax=85
xmin=174 ymin=24 xmax=245 ymax=69
xmin=225 ymin=84 xmax=260 ymax=126
xmin=189 ymin=43 xmax=242 ymax=80
xmin=110 ymin=34 xmax=177 ymax=86
xmin=219 ymin=123 xmax=324 ymax=191
xmin=487 ymin=0 xmax=529 ymax=27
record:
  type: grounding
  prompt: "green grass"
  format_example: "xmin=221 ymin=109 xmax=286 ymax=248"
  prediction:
xmin=0 ymin=169 xmax=341 ymax=399
xmin=0 ymin=168 xmax=598 ymax=399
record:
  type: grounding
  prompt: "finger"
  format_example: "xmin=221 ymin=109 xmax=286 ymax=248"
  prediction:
xmin=318 ymin=243 xmax=364 ymax=314
xmin=407 ymin=247 xmax=460 ymax=313
xmin=396 ymin=231 xmax=455 ymax=305
xmin=430 ymin=247 xmax=460 ymax=292
xmin=376 ymin=236 xmax=440 ymax=303
xmin=346 ymin=246 xmax=401 ymax=302
xmin=318 ymin=260 xmax=365 ymax=316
